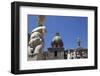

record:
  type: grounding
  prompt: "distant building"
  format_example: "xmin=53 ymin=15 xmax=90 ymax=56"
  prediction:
xmin=44 ymin=33 xmax=88 ymax=60
xmin=65 ymin=48 xmax=88 ymax=59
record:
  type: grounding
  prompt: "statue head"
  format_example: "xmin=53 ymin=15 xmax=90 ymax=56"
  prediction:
xmin=32 ymin=26 xmax=47 ymax=37
xmin=29 ymin=31 xmax=42 ymax=48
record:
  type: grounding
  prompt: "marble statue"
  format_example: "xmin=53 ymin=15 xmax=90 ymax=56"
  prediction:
xmin=28 ymin=15 xmax=46 ymax=60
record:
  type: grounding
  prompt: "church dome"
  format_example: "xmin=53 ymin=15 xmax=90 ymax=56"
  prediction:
xmin=51 ymin=33 xmax=63 ymax=48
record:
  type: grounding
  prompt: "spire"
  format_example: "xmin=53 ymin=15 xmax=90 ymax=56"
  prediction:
xmin=77 ymin=37 xmax=81 ymax=48
xmin=37 ymin=15 xmax=45 ymax=26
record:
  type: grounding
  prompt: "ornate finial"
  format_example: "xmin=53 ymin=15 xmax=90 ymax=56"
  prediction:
xmin=56 ymin=32 xmax=60 ymax=36
xmin=37 ymin=15 xmax=45 ymax=26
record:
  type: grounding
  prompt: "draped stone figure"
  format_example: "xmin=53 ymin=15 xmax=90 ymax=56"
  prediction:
xmin=28 ymin=15 xmax=46 ymax=60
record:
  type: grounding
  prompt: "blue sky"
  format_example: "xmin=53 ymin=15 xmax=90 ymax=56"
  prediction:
xmin=28 ymin=15 xmax=88 ymax=50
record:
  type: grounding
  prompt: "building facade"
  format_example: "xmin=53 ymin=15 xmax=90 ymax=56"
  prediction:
xmin=44 ymin=33 xmax=88 ymax=60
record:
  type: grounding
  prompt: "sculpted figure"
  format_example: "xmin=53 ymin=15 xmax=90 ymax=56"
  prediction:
xmin=28 ymin=15 xmax=46 ymax=60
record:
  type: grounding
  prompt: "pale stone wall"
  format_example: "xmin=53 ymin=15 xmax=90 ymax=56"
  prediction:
xmin=46 ymin=52 xmax=55 ymax=59
xmin=46 ymin=51 xmax=64 ymax=60
xmin=57 ymin=52 xmax=64 ymax=59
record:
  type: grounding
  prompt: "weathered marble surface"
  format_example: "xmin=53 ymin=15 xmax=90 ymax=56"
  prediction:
xmin=28 ymin=26 xmax=46 ymax=60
